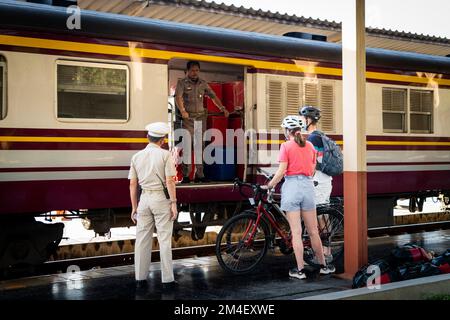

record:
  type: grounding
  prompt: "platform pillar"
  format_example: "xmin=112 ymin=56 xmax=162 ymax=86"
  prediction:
xmin=342 ymin=0 xmax=368 ymax=277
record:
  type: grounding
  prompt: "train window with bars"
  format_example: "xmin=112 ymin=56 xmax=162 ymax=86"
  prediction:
xmin=56 ymin=60 xmax=129 ymax=121
xmin=382 ymin=88 xmax=407 ymax=133
xmin=0 ymin=56 xmax=6 ymax=120
xmin=410 ymin=89 xmax=433 ymax=133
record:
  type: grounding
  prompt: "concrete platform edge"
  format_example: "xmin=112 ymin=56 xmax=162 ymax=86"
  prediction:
xmin=299 ymin=274 xmax=450 ymax=300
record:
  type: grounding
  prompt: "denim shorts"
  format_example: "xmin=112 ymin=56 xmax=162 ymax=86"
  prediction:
xmin=280 ymin=175 xmax=316 ymax=212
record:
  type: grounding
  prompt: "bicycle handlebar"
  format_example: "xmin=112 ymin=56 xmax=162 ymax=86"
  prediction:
xmin=233 ymin=178 xmax=276 ymax=205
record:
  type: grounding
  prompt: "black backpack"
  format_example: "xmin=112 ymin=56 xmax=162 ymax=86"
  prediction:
xmin=313 ymin=131 xmax=343 ymax=176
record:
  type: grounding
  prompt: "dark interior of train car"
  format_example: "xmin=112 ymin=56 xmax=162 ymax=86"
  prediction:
xmin=168 ymin=59 xmax=246 ymax=184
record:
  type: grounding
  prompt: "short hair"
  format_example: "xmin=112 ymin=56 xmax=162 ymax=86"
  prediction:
xmin=186 ymin=60 xmax=200 ymax=70
xmin=148 ymin=135 xmax=165 ymax=143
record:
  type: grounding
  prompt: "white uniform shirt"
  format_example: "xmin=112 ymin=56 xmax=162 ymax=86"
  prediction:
xmin=128 ymin=144 xmax=177 ymax=190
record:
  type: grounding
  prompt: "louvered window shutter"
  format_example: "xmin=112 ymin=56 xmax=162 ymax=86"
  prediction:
xmin=286 ymin=81 xmax=301 ymax=116
xmin=319 ymin=84 xmax=334 ymax=132
xmin=382 ymin=88 xmax=407 ymax=133
xmin=304 ymin=83 xmax=319 ymax=107
xmin=267 ymin=80 xmax=283 ymax=130
xmin=410 ymin=89 xmax=433 ymax=133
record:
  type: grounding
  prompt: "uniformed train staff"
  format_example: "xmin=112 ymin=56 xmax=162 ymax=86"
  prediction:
xmin=175 ymin=60 xmax=229 ymax=183
xmin=129 ymin=122 xmax=178 ymax=289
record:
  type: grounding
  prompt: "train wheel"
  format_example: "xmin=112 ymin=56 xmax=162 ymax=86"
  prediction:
xmin=0 ymin=217 xmax=64 ymax=278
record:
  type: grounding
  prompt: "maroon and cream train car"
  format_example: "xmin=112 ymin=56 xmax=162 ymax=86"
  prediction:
xmin=0 ymin=2 xmax=449 ymax=267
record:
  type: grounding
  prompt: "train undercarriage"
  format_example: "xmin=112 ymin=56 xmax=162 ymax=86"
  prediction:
xmin=1 ymin=190 xmax=449 ymax=277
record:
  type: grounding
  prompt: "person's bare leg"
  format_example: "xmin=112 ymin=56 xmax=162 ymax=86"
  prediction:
xmin=286 ymin=211 xmax=304 ymax=270
xmin=302 ymin=209 xmax=326 ymax=266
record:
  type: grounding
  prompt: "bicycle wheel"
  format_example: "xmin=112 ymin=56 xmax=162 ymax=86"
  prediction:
xmin=303 ymin=206 xmax=344 ymax=266
xmin=215 ymin=212 xmax=270 ymax=274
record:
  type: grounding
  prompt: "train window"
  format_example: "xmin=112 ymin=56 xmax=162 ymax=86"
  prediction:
xmin=382 ymin=88 xmax=407 ymax=133
xmin=410 ymin=89 xmax=433 ymax=133
xmin=266 ymin=77 xmax=335 ymax=132
xmin=0 ymin=57 xmax=5 ymax=120
xmin=56 ymin=61 xmax=129 ymax=121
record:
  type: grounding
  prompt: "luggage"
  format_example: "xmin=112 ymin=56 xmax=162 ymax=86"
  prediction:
xmin=204 ymin=82 xmax=223 ymax=113
xmin=222 ymin=81 xmax=244 ymax=112
xmin=352 ymin=259 xmax=399 ymax=288
xmin=431 ymin=249 xmax=450 ymax=274
xmin=390 ymin=243 xmax=432 ymax=265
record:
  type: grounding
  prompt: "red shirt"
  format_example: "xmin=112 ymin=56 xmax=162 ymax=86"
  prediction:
xmin=278 ymin=139 xmax=317 ymax=177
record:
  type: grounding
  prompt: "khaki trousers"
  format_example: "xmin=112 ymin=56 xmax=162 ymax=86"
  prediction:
xmin=135 ymin=191 xmax=174 ymax=283
xmin=182 ymin=111 xmax=207 ymax=178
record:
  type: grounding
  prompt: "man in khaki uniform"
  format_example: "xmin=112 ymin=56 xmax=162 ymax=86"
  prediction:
xmin=129 ymin=122 xmax=178 ymax=289
xmin=175 ymin=60 xmax=229 ymax=183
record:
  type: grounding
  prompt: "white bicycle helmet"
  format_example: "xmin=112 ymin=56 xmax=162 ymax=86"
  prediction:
xmin=281 ymin=115 xmax=305 ymax=130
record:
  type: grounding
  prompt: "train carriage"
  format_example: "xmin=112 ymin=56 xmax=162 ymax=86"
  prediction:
xmin=0 ymin=1 xmax=449 ymax=268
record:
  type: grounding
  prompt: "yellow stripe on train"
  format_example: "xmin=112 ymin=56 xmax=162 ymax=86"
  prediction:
xmin=1 ymin=35 xmax=450 ymax=86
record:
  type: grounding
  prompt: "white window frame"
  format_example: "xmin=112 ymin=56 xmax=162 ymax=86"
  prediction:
xmin=0 ymin=58 xmax=6 ymax=120
xmin=55 ymin=60 xmax=130 ymax=123
xmin=382 ymin=87 xmax=408 ymax=133
xmin=409 ymin=89 xmax=434 ymax=134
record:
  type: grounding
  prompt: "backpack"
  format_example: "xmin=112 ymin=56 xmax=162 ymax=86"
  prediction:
xmin=391 ymin=243 xmax=432 ymax=265
xmin=352 ymin=259 xmax=400 ymax=288
xmin=431 ymin=249 xmax=450 ymax=274
xmin=313 ymin=131 xmax=343 ymax=176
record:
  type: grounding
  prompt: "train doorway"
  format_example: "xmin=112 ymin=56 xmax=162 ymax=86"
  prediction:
xmin=168 ymin=59 xmax=248 ymax=184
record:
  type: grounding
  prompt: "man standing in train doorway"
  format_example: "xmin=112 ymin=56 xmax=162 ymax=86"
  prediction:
xmin=175 ymin=60 xmax=229 ymax=183
xmin=129 ymin=122 xmax=178 ymax=290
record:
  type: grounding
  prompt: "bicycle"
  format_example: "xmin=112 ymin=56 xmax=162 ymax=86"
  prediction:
xmin=215 ymin=169 xmax=344 ymax=274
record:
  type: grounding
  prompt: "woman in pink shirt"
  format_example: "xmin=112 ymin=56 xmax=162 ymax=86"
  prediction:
xmin=264 ymin=116 xmax=335 ymax=279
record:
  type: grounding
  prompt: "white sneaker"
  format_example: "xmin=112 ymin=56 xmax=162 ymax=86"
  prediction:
xmin=289 ymin=268 xmax=307 ymax=279
xmin=320 ymin=264 xmax=336 ymax=275
xmin=325 ymin=254 xmax=334 ymax=264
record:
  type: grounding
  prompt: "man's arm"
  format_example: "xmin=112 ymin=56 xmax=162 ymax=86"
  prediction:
xmin=175 ymin=81 xmax=189 ymax=119
xmin=212 ymin=95 xmax=230 ymax=117
xmin=129 ymin=178 xmax=139 ymax=223
xmin=166 ymin=175 xmax=178 ymax=221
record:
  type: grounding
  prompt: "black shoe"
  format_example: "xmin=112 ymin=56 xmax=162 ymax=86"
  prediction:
xmin=162 ymin=280 xmax=178 ymax=291
xmin=194 ymin=177 xmax=210 ymax=183
xmin=181 ymin=177 xmax=190 ymax=184
xmin=136 ymin=280 xmax=148 ymax=289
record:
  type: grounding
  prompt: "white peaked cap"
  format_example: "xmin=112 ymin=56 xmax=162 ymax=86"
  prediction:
xmin=145 ymin=122 xmax=170 ymax=137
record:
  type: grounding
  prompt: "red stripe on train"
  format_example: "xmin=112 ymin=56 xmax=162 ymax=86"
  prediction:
xmin=0 ymin=179 xmax=243 ymax=215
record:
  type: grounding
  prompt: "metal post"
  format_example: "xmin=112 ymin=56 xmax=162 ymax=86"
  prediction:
xmin=342 ymin=0 xmax=368 ymax=277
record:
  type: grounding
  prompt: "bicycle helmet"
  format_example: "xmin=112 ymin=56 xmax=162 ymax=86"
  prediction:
xmin=281 ymin=115 xmax=305 ymax=130
xmin=299 ymin=106 xmax=321 ymax=121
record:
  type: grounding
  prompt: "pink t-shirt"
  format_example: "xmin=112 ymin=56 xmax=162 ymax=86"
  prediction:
xmin=278 ymin=139 xmax=317 ymax=177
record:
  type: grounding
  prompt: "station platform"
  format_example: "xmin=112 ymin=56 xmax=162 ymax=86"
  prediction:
xmin=0 ymin=230 xmax=449 ymax=300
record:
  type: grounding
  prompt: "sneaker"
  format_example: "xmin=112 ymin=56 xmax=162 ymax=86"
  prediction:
xmin=320 ymin=264 xmax=336 ymax=275
xmin=325 ymin=254 xmax=334 ymax=264
xmin=289 ymin=268 xmax=307 ymax=280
